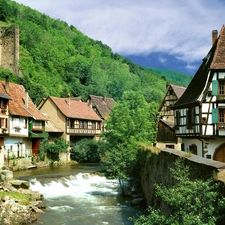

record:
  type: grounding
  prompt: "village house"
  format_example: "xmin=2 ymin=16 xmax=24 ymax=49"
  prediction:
xmin=38 ymin=95 xmax=102 ymax=147
xmin=157 ymin=83 xmax=186 ymax=150
xmin=0 ymin=76 xmax=47 ymax=165
xmin=87 ymin=95 xmax=116 ymax=131
xmin=171 ymin=25 xmax=225 ymax=162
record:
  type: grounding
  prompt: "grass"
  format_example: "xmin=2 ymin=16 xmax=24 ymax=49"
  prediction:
xmin=0 ymin=191 xmax=31 ymax=205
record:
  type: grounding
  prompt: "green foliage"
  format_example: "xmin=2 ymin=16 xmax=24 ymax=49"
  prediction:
xmin=104 ymin=91 xmax=159 ymax=147
xmin=102 ymin=91 xmax=159 ymax=192
xmin=39 ymin=135 xmax=69 ymax=163
xmin=0 ymin=0 xmax=191 ymax=104
xmin=71 ymin=139 xmax=107 ymax=162
xmin=131 ymin=159 xmax=225 ymax=225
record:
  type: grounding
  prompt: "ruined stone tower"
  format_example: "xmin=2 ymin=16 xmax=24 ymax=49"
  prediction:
xmin=0 ymin=26 xmax=20 ymax=76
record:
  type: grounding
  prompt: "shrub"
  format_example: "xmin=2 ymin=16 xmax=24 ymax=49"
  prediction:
xmin=131 ymin=159 xmax=225 ymax=225
xmin=71 ymin=139 xmax=105 ymax=162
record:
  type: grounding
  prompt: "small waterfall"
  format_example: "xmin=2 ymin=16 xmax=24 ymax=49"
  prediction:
xmin=30 ymin=173 xmax=121 ymax=199
xmin=31 ymin=173 xmax=141 ymax=225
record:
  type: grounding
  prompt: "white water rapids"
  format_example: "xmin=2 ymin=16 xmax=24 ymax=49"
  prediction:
xmin=30 ymin=173 xmax=142 ymax=225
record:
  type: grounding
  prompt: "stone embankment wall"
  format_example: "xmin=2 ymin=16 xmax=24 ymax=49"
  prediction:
xmin=140 ymin=148 xmax=225 ymax=207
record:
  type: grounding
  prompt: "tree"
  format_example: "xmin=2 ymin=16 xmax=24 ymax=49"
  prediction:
xmin=39 ymin=136 xmax=69 ymax=164
xmin=102 ymin=91 xmax=159 ymax=193
xmin=131 ymin=159 xmax=225 ymax=225
xmin=70 ymin=138 xmax=106 ymax=162
xmin=104 ymin=91 xmax=158 ymax=147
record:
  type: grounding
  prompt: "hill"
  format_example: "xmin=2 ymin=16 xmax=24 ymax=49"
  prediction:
xmin=0 ymin=0 xmax=192 ymax=105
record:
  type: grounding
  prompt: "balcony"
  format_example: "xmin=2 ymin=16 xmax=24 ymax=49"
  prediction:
xmin=217 ymin=123 xmax=225 ymax=130
xmin=217 ymin=95 xmax=225 ymax=102
xmin=67 ymin=127 xmax=101 ymax=135
xmin=1 ymin=127 xmax=8 ymax=134
xmin=1 ymin=108 xmax=7 ymax=114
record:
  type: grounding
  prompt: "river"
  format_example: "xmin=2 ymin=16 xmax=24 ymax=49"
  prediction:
xmin=14 ymin=163 xmax=143 ymax=225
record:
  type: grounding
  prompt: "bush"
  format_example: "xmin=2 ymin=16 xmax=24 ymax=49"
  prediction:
xmin=71 ymin=139 xmax=106 ymax=162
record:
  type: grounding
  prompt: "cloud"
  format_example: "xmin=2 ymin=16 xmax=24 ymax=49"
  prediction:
xmin=13 ymin=0 xmax=225 ymax=73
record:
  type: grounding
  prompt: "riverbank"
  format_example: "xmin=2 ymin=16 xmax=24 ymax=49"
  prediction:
xmin=0 ymin=170 xmax=45 ymax=225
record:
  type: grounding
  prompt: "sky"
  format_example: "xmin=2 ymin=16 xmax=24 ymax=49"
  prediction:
xmin=13 ymin=0 xmax=225 ymax=75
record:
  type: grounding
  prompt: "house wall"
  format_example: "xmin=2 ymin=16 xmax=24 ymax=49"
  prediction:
xmin=181 ymin=137 xmax=225 ymax=160
xmin=159 ymin=87 xmax=177 ymax=122
xmin=4 ymin=136 xmax=32 ymax=159
xmin=9 ymin=116 xmax=28 ymax=137
xmin=39 ymin=98 xmax=65 ymax=137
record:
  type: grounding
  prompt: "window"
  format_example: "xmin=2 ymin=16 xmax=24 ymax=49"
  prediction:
xmin=88 ymin=121 xmax=92 ymax=129
xmin=23 ymin=119 xmax=27 ymax=128
xmin=70 ymin=119 xmax=75 ymax=128
xmin=79 ymin=121 xmax=83 ymax=129
xmin=83 ymin=121 xmax=87 ymax=129
xmin=13 ymin=117 xmax=20 ymax=127
xmin=0 ymin=99 xmax=5 ymax=109
xmin=0 ymin=118 xmax=4 ymax=128
xmin=189 ymin=144 xmax=197 ymax=155
xmin=219 ymin=80 xmax=225 ymax=95
xmin=92 ymin=122 xmax=96 ymax=129
xmin=75 ymin=120 xmax=79 ymax=128
xmin=96 ymin=122 xmax=101 ymax=130
xmin=186 ymin=108 xmax=195 ymax=129
xmin=175 ymin=111 xmax=180 ymax=126
xmin=33 ymin=121 xmax=42 ymax=129
xmin=219 ymin=108 xmax=225 ymax=122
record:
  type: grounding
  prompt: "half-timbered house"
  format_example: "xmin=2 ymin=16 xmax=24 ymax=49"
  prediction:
xmin=38 ymin=96 xmax=102 ymax=145
xmin=171 ymin=25 xmax=225 ymax=162
xmin=87 ymin=95 xmax=116 ymax=131
xmin=157 ymin=83 xmax=186 ymax=150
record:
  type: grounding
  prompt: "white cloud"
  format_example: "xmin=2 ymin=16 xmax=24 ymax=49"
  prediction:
xmin=13 ymin=0 xmax=225 ymax=71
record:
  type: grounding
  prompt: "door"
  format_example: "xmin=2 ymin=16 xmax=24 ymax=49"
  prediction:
xmin=214 ymin=145 xmax=225 ymax=162
xmin=32 ymin=139 xmax=40 ymax=155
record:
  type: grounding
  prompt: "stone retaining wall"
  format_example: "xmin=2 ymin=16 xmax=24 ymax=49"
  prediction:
xmin=139 ymin=148 xmax=225 ymax=207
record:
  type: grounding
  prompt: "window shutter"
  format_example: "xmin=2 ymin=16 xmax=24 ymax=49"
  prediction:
xmin=212 ymin=108 xmax=218 ymax=123
xmin=192 ymin=108 xmax=195 ymax=124
xmin=212 ymin=80 xmax=218 ymax=96
xmin=175 ymin=110 xmax=180 ymax=125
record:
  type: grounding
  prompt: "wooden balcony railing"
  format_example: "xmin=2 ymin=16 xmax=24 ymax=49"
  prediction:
xmin=67 ymin=127 xmax=101 ymax=135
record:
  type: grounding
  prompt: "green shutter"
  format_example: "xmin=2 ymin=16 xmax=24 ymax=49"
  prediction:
xmin=212 ymin=108 xmax=218 ymax=123
xmin=212 ymin=80 xmax=218 ymax=96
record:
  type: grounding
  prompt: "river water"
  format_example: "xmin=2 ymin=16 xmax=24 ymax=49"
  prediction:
xmin=14 ymin=163 xmax=142 ymax=225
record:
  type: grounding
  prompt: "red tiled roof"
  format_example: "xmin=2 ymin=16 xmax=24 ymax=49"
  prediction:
xmin=211 ymin=25 xmax=225 ymax=69
xmin=0 ymin=81 xmax=46 ymax=120
xmin=49 ymin=96 xmax=102 ymax=121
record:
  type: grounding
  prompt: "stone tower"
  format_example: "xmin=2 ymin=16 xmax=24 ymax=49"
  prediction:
xmin=0 ymin=26 xmax=20 ymax=76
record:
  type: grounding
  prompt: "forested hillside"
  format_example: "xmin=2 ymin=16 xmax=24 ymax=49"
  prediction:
xmin=0 ymin=0 xmax=192 ymax=105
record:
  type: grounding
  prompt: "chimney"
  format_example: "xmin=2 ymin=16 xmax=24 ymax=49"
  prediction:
xmin=67 ymin=93 xmax=70 ymax=107
xmin=25 ymin=91 xmax=28 ymax=108
xmin=166 ymin=82 xmax=170 ymax=89
xmin=88 ymin=98 xmax=92 ymax=108
xmin=212 ymin=30 xmax=218 ymax=45
xmin=5 ymin=76 xmax=9 ymax=94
